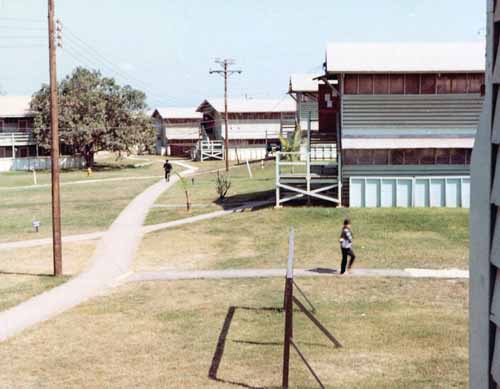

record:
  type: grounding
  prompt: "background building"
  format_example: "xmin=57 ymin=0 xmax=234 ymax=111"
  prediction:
xmin=321 ymin=42 xmax=484 ymax=208
xmin=288 ymin=74 xmax=319 ymax=131
xmin=196 ymin=97 xmax=296 ymax=160
xmin=152 ymin=107 xmax=202 ymax=157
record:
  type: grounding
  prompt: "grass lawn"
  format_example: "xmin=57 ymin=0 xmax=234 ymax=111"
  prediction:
xmin=0 ymin=277 xmax=468 ymax=388
xmin=0 ymin=154 xmax=168 ymax=188
xmin=0 ymin=240 xmax=95 ymax=311
xmin=0 ymin=156 xmax=255 ymax=242
xmin=0 ymin=153 xmax=185 ymax=242
xmin=0 ymin=176 xmax=159 ymax=242
xmin=136 ymin=206 xmax=469 ymax=272
xmin=145 ymin=160 xmax=275 ymax=225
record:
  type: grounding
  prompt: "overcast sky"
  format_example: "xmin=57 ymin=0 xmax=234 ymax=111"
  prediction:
xmin=0 ymin=0 xmax=486 ymax=108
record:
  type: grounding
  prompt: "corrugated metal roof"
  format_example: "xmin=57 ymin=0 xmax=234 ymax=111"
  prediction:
xmin=154 ymin=107 xmax=202 ymax=119
xmin=326 ymin=42 xmax=485 ymax=73
xmin=197 ymin=97 xmax=296 ymax=113
xmin=289 ymin=74 xmax=320 ymax=92
xmin=0 ymin=96 xmax=33 ymax=118
xmin=342 ymin=137 xmax=474 ymax=149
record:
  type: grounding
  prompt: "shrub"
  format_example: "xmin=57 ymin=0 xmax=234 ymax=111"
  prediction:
xmin=215 ymin=170 xmax=231 ymax=201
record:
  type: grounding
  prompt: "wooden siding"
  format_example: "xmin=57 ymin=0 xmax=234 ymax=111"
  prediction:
xmin=343 ymin=73 xmax=484 ymax=95
xmin=0 ymin=117 xmax=34 ymax=132
xmin=318 ymin=84 xmax=340 ymax=136
xmin=343 ymin=148 xmax=472 ymax=166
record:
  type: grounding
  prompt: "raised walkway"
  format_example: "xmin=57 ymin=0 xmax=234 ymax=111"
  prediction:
xmin=0 ymin=161 xmax=197 ymax=341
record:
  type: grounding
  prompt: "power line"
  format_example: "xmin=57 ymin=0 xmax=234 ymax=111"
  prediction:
xmin=61 ymin=24 xmax=178 ymax=105
xmin=0 ymin=17 xmax=44 ymax=23
xmin=0 ymin=44 xmax=45 ymax=48
xmin=59 ymin=28 xmax=180 ymax=107
xmin=209 ymin=58 xmax=242 ymax=171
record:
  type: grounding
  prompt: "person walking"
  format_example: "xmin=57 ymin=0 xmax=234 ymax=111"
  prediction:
xmin=339 ymin=218 xmax=356 ymax=275
xmin=163 ymin=159 xmax=173 ymax=182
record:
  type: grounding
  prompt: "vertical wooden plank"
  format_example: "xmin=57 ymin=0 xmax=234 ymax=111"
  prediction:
xmin=389 ymin=74 xmax=404 ymax=94
xmin=358 ymin=74 xmax=374 ymax=94
xmin=405 ymin=74 xmax=420 ymax=94
xmin=373 ymin=74 xmax=390 ymax=94
xmin=344 ymin=74 xmax=358 ymax=95
xmin=421 ymin=74 xmax=437 ymax=94
xmin=470 ymin=102 xmax=493 ymax=389
xmin=437 ymin=73 xmax=453 ymax=94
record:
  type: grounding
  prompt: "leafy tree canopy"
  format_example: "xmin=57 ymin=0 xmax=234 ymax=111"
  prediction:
xmin=30 ymin=67 xmax=157 ymax=166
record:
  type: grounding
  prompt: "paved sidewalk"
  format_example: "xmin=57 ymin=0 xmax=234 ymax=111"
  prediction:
xmin=128 ymin=267 xmax=469 ymax=282
xmin=0 ymin=161 xmax=197 ymax=342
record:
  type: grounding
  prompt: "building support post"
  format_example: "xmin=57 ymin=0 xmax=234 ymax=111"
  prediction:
xmin=275 ymin=152 xmax=281 ymax=208
xmin=48 ymin=0 xmax=63 ymax=276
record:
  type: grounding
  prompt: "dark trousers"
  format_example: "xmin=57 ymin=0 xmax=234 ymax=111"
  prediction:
xmin=165 ymin=171 xmax=171 ymax=182
xmin=340 ymin=247 xmax=356 ymax=274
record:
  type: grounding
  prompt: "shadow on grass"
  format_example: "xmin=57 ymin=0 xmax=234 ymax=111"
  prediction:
xmin=208 ymin=305 xmax=283 ymax=389
xmin=215 ymin=190 xmax=275 ymax=210
xmin=308 ymin=268 xmax=338 ymax=275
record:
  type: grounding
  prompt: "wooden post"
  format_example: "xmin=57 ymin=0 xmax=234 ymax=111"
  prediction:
xmin=282 ymin=228 xmax=295 ymax=388
xmin=470 ymin=1 xmax=495 ymax=386
xmin=209 ymin=60 xmax=242 ymax=170
xmin=223 ymin=61 xmax=229 ymax=172
xmin=275 ymin=152 xmax=281 ymax=208
xmin=48 ymin=0 xmax=63 ymax=276
xmin=246 ymin=159 xmax=253 ymax=178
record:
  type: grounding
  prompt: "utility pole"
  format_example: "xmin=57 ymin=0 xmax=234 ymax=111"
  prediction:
xmin=210 ymin=59 xmax=242 ymax=171
xmin=48 ymin=0 xmax=62 ymax=276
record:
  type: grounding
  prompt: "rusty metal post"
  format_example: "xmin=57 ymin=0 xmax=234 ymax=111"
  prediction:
xmin=48 ymin=0 xmax=63 ymax=276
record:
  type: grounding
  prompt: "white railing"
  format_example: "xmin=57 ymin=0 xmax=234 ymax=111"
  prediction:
xmin=198 ymin=140 xmax=224 ymax=161
xmin=275 ymin=151 xmax=341 ymax=206
xmin=0 ymin=132 xmax=35 ymax=146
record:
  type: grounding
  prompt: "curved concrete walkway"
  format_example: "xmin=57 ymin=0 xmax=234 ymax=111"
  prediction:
xmin=0 ymin=161 xmax=197 ymax=341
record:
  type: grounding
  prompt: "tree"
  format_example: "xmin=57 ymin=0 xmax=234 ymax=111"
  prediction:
xmin=279 ymin=123 xmax=302 ymax=161
xmin=30 ymin=67 xmax=156 ymax=167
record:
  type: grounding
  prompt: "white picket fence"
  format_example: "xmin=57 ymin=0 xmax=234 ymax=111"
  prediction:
xmin=0 ymin=156 xmax=85 ymax=172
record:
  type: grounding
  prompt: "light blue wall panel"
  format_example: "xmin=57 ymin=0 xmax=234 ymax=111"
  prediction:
xmin=446 ymin=178 xmax=461 ymax=208
xmin=381 ymin=179 xmax=396 ymax=207
xmin=397 ymin=179 xmax=412 ymax=208
xmin=430 ymin=179 xmax=446 ymax=207
xmin=365 ymin=179 xmax=381 ymax=207
xmin=462 ymin=178 xmax=471 ymax=209
xmin=350 ymin=176 xmax=469 ymax=208
xmin=415 ymin=179 xmax=430 ymax=207
xmin=350 ymin=179 xmax=364 ymax=207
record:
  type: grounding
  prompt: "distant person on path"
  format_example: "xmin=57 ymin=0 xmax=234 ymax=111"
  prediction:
xmin=339 ymin=219 xmax=356 ymax=275
xmin=163 ymin=159 xmax=173 ymax=182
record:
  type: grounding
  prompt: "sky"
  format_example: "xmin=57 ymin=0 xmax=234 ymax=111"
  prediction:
xmin=0 ymin=0 xmax=486 ymax=109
